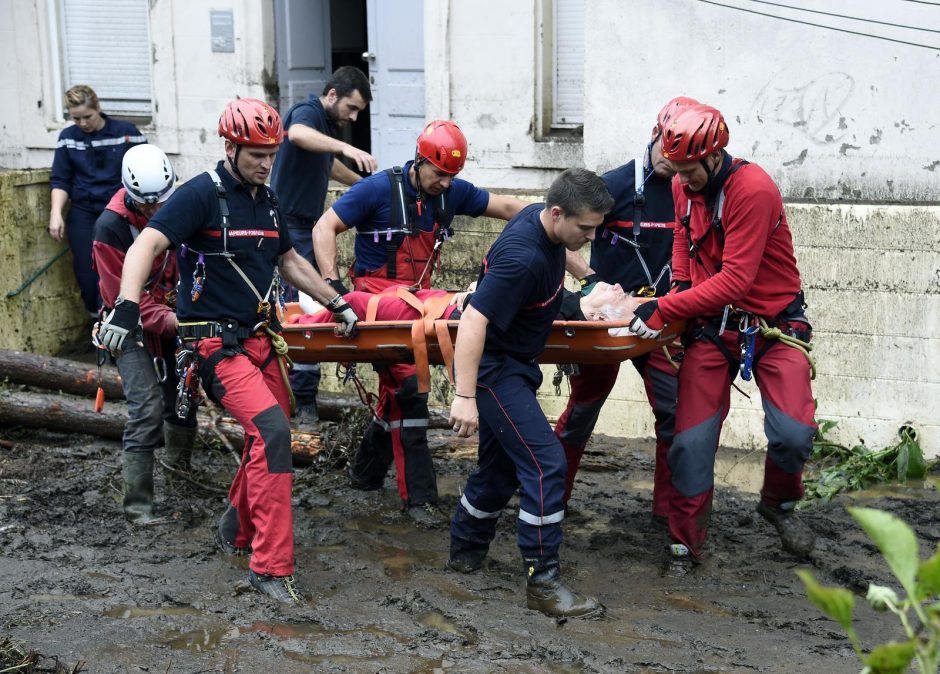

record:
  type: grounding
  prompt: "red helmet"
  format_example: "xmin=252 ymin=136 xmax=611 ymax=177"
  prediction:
xmin=654 ymin=96 xmax=700 ymax=135
xmin=416 ymin=120 xmax=467 ymax=174
xmin=218 ymin=98 xmax=283 ymax=146
xmin=660 ymin=104 xmax=729 ymax=162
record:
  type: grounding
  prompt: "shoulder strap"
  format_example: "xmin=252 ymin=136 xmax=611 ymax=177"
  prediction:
xmin=632 ymin=157 xmax=646 ymax=239
xmin=205 ymin=170 xmax=231 ymax=253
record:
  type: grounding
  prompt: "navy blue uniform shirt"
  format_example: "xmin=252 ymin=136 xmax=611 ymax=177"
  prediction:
xmin=50 ymin=114 xmax=147 ymax=213
xmin=332 ymin=160 xmax=490 ymax=274
xmin=147 ymin=161 xmax=293 ymax=327
xmin=469 ymin=203 xmax=565 ymax=381
xmin=270 ymin=96 xmax=336 ymax=222
xmin=590 ymin=159 xmax=675 ymax=295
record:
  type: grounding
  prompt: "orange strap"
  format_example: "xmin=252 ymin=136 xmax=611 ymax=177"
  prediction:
xmin=434 ymin=320 xmax=456 ymax=384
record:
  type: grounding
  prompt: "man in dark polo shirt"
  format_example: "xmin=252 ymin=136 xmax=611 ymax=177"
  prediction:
xmin=98 ymin=98 xmax=359 ymax=605
xmin=271 ymin=66 xmax=377 ymax=427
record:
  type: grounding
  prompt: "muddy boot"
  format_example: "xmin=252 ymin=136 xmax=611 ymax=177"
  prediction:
xmin=524 ymin=557 xmax=604 ymax=619
xmin=216 ymin=503 xmax=251 ymax=556
xmin=122 ymin=452 xmax=156 ymax=524
xmin=446 ymin=540 xmax=489 ymax=574
xmin=405 ymin=502 xmax=447 ymax=528
xmin=164 ymin=423 xmax=197 ymax=471
xmin=757 ymin=499 xmax=816 ymax=557
xmin=248 ymin=570 xmax=304 ymax=605
xmin=663 ymin=542 xmax=698 ymax=578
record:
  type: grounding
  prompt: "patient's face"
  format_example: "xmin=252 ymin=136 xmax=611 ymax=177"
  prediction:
xmin=580 ymin=282 xmax=626 ymax=319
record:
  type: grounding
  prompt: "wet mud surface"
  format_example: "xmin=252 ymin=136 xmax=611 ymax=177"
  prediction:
xmin=1 ymin=423 xmax=938 ymax=673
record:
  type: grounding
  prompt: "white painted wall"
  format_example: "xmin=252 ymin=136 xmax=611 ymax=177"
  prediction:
xmin=0 ymin=0 xmax=275 ymax=182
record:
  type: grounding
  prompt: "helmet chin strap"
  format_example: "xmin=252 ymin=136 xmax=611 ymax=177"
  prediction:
xmin=228 ymin=145 xmax=251 ymax=185
xmin=412 ymin=152 xmax=432 ymax=201
xmin=701 ymin=152 xmax=723 ymax=192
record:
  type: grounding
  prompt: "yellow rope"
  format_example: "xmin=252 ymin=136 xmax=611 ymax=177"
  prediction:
xmin=757 ymin=317 xmax=817 ymax=380
xmin=265 ymin=328 xmax=297 ymax=414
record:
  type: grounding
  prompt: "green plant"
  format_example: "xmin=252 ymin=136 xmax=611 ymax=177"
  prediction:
xmin=803 ymin=423 xmax=933 ymax=504
xmin=797 ymin=507 xmax=940 ymax=674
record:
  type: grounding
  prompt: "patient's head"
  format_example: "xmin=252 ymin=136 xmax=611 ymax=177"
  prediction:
xmin=579 ymin=282 xmax=642 ymax=321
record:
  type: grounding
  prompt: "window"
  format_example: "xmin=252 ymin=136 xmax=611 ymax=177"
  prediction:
xmin=56 ymin=0 xmax=153 ymax=119
xmin=536 ymin=0 xmax=584 ymax=139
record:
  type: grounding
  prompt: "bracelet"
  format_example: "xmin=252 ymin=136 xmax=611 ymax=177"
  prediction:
xmin=454 ymin=393 xmax=475 ymax=399
xmin=325 ymin=293 xmax=343 ymax=310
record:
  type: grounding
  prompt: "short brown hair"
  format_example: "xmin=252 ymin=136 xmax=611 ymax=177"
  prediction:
xmin=65 ymin=84 xmax=100 ymax=110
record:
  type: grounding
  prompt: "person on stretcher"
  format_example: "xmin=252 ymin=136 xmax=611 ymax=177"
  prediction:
xmin=288 ymin=282 xmax=643 ymax=332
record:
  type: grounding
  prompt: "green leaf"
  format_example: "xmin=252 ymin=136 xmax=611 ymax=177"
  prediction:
xmin=895 ymin=442 xmax=909 ymax=483
xmin=866 ymin=584 xmax=899 ymax=611
xmin=797 ymin=569 xmax=855 ymax=631
xmin=849 ymin=508 xmax=919 ymax=596
xmin=864 ymin=640 xmax=916 ymax=674
xmin=917 ymin=548 xmax=940 ymax=599
xmin=904 ymin=436 xmax=927 ymax=480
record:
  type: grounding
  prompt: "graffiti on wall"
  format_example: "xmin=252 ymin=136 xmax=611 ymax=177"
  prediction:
xmin=753 ymin=72 xmax=854 ymax=145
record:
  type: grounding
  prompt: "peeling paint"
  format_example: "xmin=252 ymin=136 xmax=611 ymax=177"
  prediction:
xmin=838 ymin=117 xmax=847 ymax=130
xmin=839 ymin=143 xmax=860 ymax=155
xmin=923 ymin=161 xmax=940 ymax=172
xmin=784 ymin=149 xmax=808 ymax=167
xmin=869 ymin=129 xmax=882 ymax=145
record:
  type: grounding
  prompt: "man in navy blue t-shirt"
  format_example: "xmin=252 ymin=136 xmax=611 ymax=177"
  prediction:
xmin=271 ymin=66 xmax=376 ymax=427
xmin=447 ymin=168 xmax=614 ymax=619
xmin=312 ymin=120 xmax=527 ymax=527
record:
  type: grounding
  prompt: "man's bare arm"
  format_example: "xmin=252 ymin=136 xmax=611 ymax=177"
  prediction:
xmin=311 ymin=208 xmax=350 ymax=280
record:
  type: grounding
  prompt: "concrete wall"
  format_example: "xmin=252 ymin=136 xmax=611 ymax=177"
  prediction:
xmin=0 ymin=169 xmax=86 ymax=353
xmin=1 ymin=0 xmax=275 ymax=182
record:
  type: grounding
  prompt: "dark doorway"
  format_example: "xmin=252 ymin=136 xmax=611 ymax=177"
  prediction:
xmin=330 ymin=0 xmax=371 ymax=163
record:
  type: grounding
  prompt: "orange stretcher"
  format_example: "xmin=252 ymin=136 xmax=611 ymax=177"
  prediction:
xmin=280 ymin=293 xmax=684 ymax=394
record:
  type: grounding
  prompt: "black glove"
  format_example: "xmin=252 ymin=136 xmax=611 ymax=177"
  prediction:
xmin=326 ymin=278 xmax=350 ymax=296
xmin=670 ymin=280 xmax=692 ymax=294
xmin=578 ymin=273 xmax=602 ymax=297
xmin=98 ymin=297 xmax=142 ymax=354
xmin=628 ymin=299 xmax=665 ymax=340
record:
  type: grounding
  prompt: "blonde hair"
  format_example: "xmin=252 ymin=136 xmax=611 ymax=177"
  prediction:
xmin=65 ymin=84 xmax=100 ymax=110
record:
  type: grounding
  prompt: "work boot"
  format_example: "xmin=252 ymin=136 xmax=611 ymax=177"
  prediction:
xmin=757 ymin=499 xmax=816 ymax=557
xmin=122 ymin=452 xmax=156 ymax=524
xmin=346 ymin=463 xmax=384 ymax=491
xmin=291 ymin=401 xmax=319 ymax=432
xmin=215 ymin=503 xmax=251 ymax=556
xmin=664 ymin=542 xmax=697 ymax=578
xmin=523 ymin=557 xmax=604 ymax=619
xmin=405 ymin=502 xmax=447 ymax=528
xmin=446 ymin=540 xmax=489 ymax=574
xmin=248 ymin=569 xmax=304 ymax=605
xmin=164 ymin=423 xmax=197 ymax=472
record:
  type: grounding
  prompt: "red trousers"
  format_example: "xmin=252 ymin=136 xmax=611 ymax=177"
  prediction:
xmin=669 ymin=324 xmax=816 ymax=558
xmin=554 ymin=345 xmax=680 ymax=516
xmin=197 ymin=336 xmax=295 ymax=576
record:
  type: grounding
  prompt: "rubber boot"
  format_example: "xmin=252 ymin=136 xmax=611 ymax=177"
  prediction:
xmin=164 ymin=423 xmax=197 ymax=471
xmin=524 ymin=557 xmax=604 ymax=619
xmin=122 ymin=452 xmax=156 ymax=524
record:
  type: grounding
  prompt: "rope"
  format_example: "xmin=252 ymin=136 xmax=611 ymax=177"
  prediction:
xmin=758 ymin=317 xmax=817 ymax=380
xmin=265 ymin=328 xmax=297 ymax=414
xmin=6 ymin=247 xmax=70 ymax=298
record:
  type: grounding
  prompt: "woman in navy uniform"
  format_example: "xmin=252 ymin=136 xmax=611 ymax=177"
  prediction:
xmin=49 ymin=84 xmax=147 ymax=315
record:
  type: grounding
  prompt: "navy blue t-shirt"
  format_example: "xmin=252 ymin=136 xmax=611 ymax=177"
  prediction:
xmin=270 ymin=96 xmax=336 ymax=222
xmin=147 ymin=161 xmax=293 ymax=327
xmin=590 ymin=159 xmax=675 ymax=295
xmin=469 ymin=203 xmax=565 ymax=375
xmin=50 ymin=114 xmax=147 ymax=213
xmin=332 ymin=160 xmax=490 ymax=274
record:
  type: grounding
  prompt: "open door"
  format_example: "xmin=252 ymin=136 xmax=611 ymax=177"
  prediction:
xmin=364 ymin=0 xmax=425 ymax=169
xmin=274 ymin=0 xmax=331 ymax=113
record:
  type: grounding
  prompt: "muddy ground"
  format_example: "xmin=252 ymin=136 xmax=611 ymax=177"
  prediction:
xmin=1 ymin=414 xmax=938 ymax=674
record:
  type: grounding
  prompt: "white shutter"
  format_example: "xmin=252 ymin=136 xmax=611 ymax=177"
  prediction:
xmin=60 ymin=0 xmax=153 ymax=117
xmin=553 ymin=0 xmax=583 ymax=128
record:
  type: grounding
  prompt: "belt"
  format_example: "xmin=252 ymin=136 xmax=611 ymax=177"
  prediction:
xmin=177 ymin=320 xmax=259 ymax=342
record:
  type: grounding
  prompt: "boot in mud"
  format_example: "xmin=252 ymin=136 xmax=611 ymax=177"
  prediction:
xmin=164 ymin=423 xmax=197 ymax=471
xmin=248 ymin=570 xmax=304 ymax=605
xmin=663 ymin=542 xmax=698 ymax=578
xmin=757 ymin=499 xmax=816 ymax=557
xmin=122 ymin=451 xmax=157 ymax=524
xmin=524 ymin=557 xmax=604 ymax=619
xmin=446 ymin=540 xmax=489 ymax=574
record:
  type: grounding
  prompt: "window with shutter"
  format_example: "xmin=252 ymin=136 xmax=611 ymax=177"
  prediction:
xmin=552 ymin=0 xmax=583 ymax=129
xmin=58 ymin=0 xmax=153 ymax=119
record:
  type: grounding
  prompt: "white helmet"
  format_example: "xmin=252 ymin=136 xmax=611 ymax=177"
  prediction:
xmin=122 ymin=144 xmax=176 ymax=204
